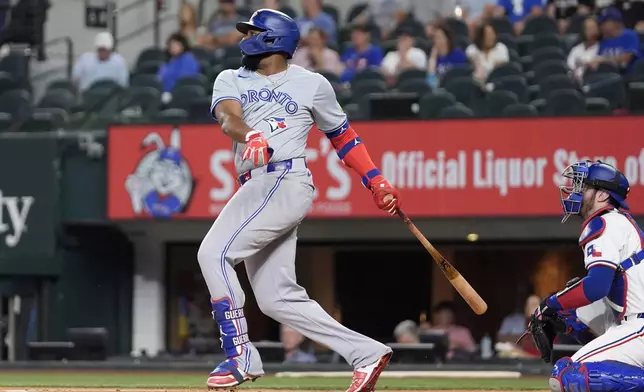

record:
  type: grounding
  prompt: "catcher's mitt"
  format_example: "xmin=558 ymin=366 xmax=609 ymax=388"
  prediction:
xmin=522 ymin=306 xmax=567 ymax=363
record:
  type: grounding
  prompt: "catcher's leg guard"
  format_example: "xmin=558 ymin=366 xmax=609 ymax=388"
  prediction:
xmin=550 ymin=360 xmax=644 ymax=392
xmin=549 ymin=357 xmax=574 ymax=392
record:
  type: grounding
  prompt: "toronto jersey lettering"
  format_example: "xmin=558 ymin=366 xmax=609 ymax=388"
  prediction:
xmin=211 ymin=64 xmax=347 ymax=174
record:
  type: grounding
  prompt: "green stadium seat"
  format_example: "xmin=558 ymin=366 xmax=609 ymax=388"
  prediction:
xmin=119 ymin=86 xmax=162 ymax=119
xmin=491 ymin=18 xmax=513 ymax=35
xmin=352 ymin=69 xmax=386 ymax=85
xmin=136 ymin=47 xmax=165 ymax=65
xmin=0 ymin=112 xmax=13 ymax=131
xmin=486 ymin=62 xmax=522 ymax=83
xmin=439 ymin=103 xmax=474 ymax=118
xmin=528 ymin=33 xmax=565 ymax=53
xmin=21 ymin=108 xmax=68 ymax=132
xmin=628 ymin=82 xmax=644 ymax=113
xmin=154 ymin=108 xmax=189 ymax=123
xmin=38 ymin=88 xmax=76 ymax=112
xmin=545 ymin=89 xmax=585 ymax=116
xmin=174 ymin=74 xmax=210 ymax=91
xmin=419 ymin=91 xmax=456 ymax=119
xmin=166 ymin=85 xmax=207 ymax=110
xmin=484 ymin=90 xmax=519 ymax=117
xmin=396 ymin=78 xmax=431 ymax=96
xmin=134 ymin=60 xmax=164 ymax=75
xmin=539 ymin=74 xmax=577 ymax=99
xmin=522 ymin=15 xmax=558 ymax=36
xmin=584 ymin=97 xmax=612 ymax=115
xmin=584 ymin=73 xmax=626 ymax=109
xmin=395 ymin=69 xmax=427 ymax=87
xmin=46 ymin=78 xmax=76 ymax=95
xmin=0 ymin=71 xmax=17 ymax=95
xmin=351 ymin=79 xmax=388 ymax=101
xmin=322 ymin=4 xmax=339 ymax=24
xmin=533 ymin=60 xmax=569 ymax=83
xmin=439 ymin=64 xmax=473 ymax=87
xmin=502 ymin=103 xmax=538 ymax=117
xmin=131 ymin=73 xmax=163 ymax=91
xmin=443 ymin=76 xmax=481 ymax=109
xmin=0 ymin=89 xmax=31 ymax=121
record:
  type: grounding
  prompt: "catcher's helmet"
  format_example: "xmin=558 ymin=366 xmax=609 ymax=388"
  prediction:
xmin=560 ymin=160 xmax=630 ymax=222
xmin=236 ymin=9 xmax=300 ymax=59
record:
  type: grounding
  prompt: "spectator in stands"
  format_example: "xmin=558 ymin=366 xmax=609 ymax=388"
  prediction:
xmin=291 ymin=27 xmax=343 ymax=75
xmin=339 ymin=24 xmax=384 ymax=83
xmin=427 ymin=23 xmax=467 ymax=88
xmin=158 ymin=33 xmax=200 ymax=101
xmin=381 ymin=28 xmax=427 ymax=83
xmin=567 ymin=17 xmax=600 ymax=80
xmin=427 ymin=301 xmax=476 ymax=360
xmin=496 ymin=294 xmax=541 ymax=359
xmin=352 ymin=0 xmax=424 ymax=41
xmin=494 ymin=0 xmax=546 ymax=34
xmin=547 ymin=0 xmax=594 ymax=33
xmin=296 ymin=0 xmax=336 ymax=44
xmin=590 ymin=7 xmax=642 ymax=73
xmin=280 ymin=324 xmax=317 ymax=364
xmin=205 ymin=0 xmax=245 ymax=48
xmin=72 ymin=32 xmax=128 ymax=92
xmin=466 ymin=22 xmax=509 ymax=82
xmin=393 ymin=319 xmax=420 ymax=343
xmin=180 ymin=1 xmax=211 ymax=47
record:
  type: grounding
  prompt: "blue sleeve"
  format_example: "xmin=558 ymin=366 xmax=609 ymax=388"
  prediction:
xmin=185 ymin=54 xmax=201 ymax=74
xmin=623 ymin=31 xmax=641 ymax=54
xmin=547 ymin=264 xmax=614 ymax=310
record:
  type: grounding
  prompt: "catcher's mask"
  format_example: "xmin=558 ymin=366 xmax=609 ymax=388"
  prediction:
xmin=559 ymin=160 xmax=630 ymax=223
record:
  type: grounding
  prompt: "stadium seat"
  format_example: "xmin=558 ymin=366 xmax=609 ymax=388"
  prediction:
xmin=486 ymin=62 xmax=522 ymax=83
xmin=21 ymin=108 xmax=68 ymax=132
xmin=46 ymin=78 xmax=76 ymax=95
xmin=322 ymin=4 xmax=340 ymax=24
xmin=396 ymin=69 xmax=427 ymax=86
xmin=396 ymin=78 xmax=431 ymax=96
xmin=439 ymin=103 xmax=474 ymax=118
xmin=188 ymin=96 xmax=214 ymax=123
xmin=443 ymin=76 xmax=481 ymax=109
xmin=208 ymin=64 xmax=225 ymax=83
xmin=166 ymin=85 xmax=208 ymax=110
xmin=154 ymin=108 xmax=189 ymax=123
xmin=351 ymin=79 xmax=388 ymax=100
xmin=346 ymin=3 xmax=367 ymax=24
xmin=131 ymin=73 xmax=163 ymax=91
xmin=279 ymin=6 xmax=297 ymax=18
xmin=0 ymin=71 xmax=17 ymax=95
xmin=222 ymin=57 xmax=242 ymax=70
xmin=214 ymin=45 xmax=242 ymax=63
xmin=491 ymin=18 xmax=513 ymax=35
xmin=81 ymin=87 xmax=121 ymax=115
xmin=0 ymin=112 xmax=13 ymax=131
xmin=38 ymin=88 xmax=76 ymax=112
xmin=174 ymin=74 xmax=209 ymax=91
xmin=545 ymin=89 xmax=585 ymax=116
xmin=483 ymin=90 xmax=519 ymax=117
xmin=530 ymin=98 xmax=547 ymax=114
xmin=585 ymin=97 xmax=612 ymax=115
xmin=353 ymin=69 xmax=386 ymax=85
xmin=0 ymin=89 xmax=31 ymax=121
xmin=502 ymin=103 xmax=538 ymax=117
xmin=439 ymin=64 xmax=473 ymax=87
xmin=119 ymin=86 xmax=162 ymax=119
xmin=319 ymin=71 xmax=341 ymax=85
xmin=493 ymin=75 xmax=529 ymax=103
xmin=566 ymin=13 xmax=586 ymax=34
xmin=533 ymin=60 xmax=569 ymax=82
xmin=497 ymin=33 xmax=518 ymax=52
xmin=454 ymin=35 xmax=471 ymax=50
xmin=584 ymin=73 xmax=626 ymax=109
xmin=627 ymin=82 xmax=644 ymax=113
xmin=522 ymin=15 xmax=558 ymax=36
xmin=87 ymin=79 xmax=123 ymax=92
xmin=445 ymin=18 xmax=469 ymax=39
xmin=531 ymin=46 xmax=567 ymax=66
xmin=192 ymin=46 xmax=213 ymax=65
xmin=419 ymin=91 xmax=456 ymax=119
xmin=136 ymin=47 xmax=165 ymax=65
xmin=528 ymin=33 xmax=564 ymax=53
xmin=134 ymin=60 xmax=163 ymax=75
xmin=539 ymin=74 xmax=577 ymax=99
xmin=633 ymin=59 xmax=644 ymax=76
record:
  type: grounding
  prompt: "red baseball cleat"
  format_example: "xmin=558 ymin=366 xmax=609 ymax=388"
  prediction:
xmin=207 ymin=360 xmax=261 ymax=390
xmin=346 ymin=352 xmax=393 ymax=392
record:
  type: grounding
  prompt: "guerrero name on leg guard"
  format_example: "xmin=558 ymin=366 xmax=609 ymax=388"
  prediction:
xmin=199 ymin=8 xmax=400 ymax=392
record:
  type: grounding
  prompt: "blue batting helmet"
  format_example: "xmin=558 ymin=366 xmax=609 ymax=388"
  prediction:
xmin=236 ymin=9 xmax=300 ymax=59
xmin=560 ymin=160 xmax=630 ymax=222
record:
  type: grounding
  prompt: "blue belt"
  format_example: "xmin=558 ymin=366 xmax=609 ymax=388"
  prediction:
xmin=619 ymin=249 xmax=644 ymax=272
xmin=238 ymin=158 xmax=307 ymax=186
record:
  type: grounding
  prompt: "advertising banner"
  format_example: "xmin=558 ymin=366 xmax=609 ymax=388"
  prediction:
xmin=0 ymin=137 xmax=57 ymax=258
xmin=108 ymin=118 xmax=644 ymax=219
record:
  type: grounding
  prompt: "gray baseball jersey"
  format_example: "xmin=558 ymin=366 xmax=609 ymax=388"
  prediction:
xmin=211 ymin=64 xmax=347 ymax=174
xmin=199 ymin=64 xmax=390 ymax=377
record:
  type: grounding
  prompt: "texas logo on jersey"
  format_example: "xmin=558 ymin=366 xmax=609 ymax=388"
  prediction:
xmin=587 ymin=244 xmax=603 ymax=258
xmin=265 ymin=117 xmax=288 ymax=133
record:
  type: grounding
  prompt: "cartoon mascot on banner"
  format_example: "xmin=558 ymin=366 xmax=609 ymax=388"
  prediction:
xmin=125 ymin=128 xmax=195 ymax=218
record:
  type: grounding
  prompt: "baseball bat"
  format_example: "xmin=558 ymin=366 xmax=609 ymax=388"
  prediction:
xmin=397 ymin=209 xmax=488 ymax=315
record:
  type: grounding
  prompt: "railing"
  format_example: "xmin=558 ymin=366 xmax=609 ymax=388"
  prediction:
xmin=34 ymin=36 xmax=74 ymax=79
xmin=109 ymin=0 xmax=173 ymax=50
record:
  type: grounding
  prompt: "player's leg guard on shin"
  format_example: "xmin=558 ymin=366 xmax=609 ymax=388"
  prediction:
xmin=550 ymin=359 xmax=644 ymax=392
xmin=207 ymin=298 xmax=263 ymax=389
xmin=550 ymin=357 xmax=574 ymax=392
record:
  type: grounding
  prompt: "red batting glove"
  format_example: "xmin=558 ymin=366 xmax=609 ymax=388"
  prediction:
xmin=241 ymin=131 xmax=272 ymax=166
xmin=368 ymin=175 xmax=401 ymax=215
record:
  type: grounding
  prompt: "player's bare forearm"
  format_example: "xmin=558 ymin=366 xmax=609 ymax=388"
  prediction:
xmin=214 ymin=100 xmax=254 ymax=143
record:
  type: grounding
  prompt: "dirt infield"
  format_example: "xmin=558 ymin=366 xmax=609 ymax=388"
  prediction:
xmin=5 ymin=389 xmax=550 ymax=392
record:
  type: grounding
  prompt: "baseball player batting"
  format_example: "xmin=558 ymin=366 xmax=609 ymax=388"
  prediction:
xmin=199 ymin=9 xmax=401 ymax=391
xmin=529 ymin=160 xmax=644 ymax=392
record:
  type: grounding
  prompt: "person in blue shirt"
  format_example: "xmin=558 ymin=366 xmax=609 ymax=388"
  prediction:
xmin=157 ymin=33 xmax=201 ymax=96
xmin=427 ymin=23 xmax=468 ymax=88
xmin=295 ymin=0 xmax=336 ymax=44
xmin=340 ymin=23 xmax=384 ymax=83
xmin=590 ymin=7 xmax=642 ymax=74
xmin=494 ymin=0 xmax=546 ymax=34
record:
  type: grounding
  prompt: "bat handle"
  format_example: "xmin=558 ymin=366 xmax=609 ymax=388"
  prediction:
xmin=397 ymin=208 xmax=411 ymax=223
